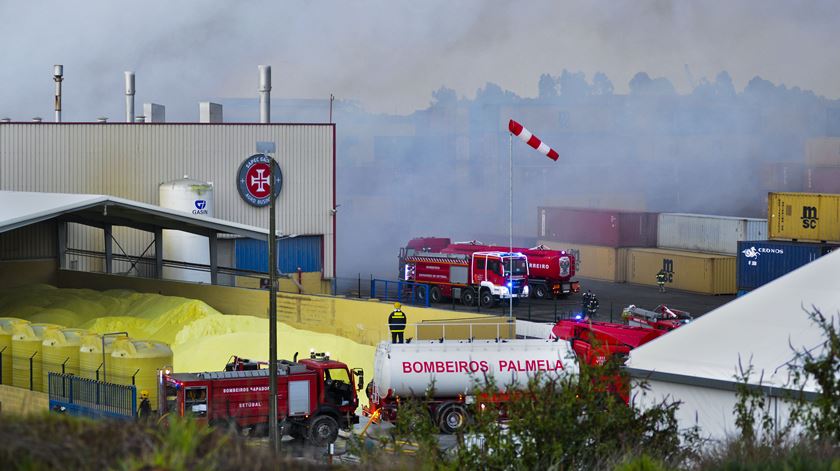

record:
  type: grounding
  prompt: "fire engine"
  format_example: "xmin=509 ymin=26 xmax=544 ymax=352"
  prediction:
xmin=158 ymin=353 xmax=363 ymax=445
xmin=364 ymin=339 xmax=579 ymax=434
xmin=402 ymin=250 xmax=529 ymax=307
xmin=400 ymin=237 xmax=579 ymax=299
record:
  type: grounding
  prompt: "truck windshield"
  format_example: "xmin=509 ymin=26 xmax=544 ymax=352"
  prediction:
xmin=502 ymin=258 xmax=528 ymax=276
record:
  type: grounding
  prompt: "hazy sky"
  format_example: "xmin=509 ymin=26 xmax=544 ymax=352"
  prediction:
xmin=1 ymin=0 xmax=839 ymax=120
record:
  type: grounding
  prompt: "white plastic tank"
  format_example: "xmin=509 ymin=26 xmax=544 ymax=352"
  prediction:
xmin=159 ymin=176 xmax=214 ymax=283
xmin=372 ymin=339 xmax=579 ymax=398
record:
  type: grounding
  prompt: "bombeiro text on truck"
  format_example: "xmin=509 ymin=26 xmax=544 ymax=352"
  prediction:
xmin=364 ymin=339 xmax=579 ymax=434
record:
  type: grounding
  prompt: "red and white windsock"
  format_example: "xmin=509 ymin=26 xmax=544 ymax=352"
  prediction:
xmin=508 ymin=119 xmax=559 ymax=161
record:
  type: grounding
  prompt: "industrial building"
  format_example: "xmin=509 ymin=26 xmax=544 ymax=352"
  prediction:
xmin=0 ymin=67 xmax=336 ymax=292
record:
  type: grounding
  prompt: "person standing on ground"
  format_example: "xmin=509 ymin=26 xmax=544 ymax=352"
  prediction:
xmin=656 ymin=269 xmax=667 ymax=293
xmin=138 ymin=390 xmax=152 ymax=421
xmin=581 ymin=289 xmax=592 ymax=317
xmin=587 ymin=292 xmax=600 ymax=320
xmin=388 ymin=302 xmax=407 ymax=343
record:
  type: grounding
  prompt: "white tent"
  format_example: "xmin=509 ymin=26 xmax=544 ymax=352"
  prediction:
xmin=626 ymin=248 xmax=840 ymax=440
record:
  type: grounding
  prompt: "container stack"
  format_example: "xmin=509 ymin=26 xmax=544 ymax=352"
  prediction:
xmin=738 ymin=191 xmax=840 ymax=294
xmin=538 ymin=207 xmax=767 ymax=295
xmin=537 ymin=207 xmax=657 ymax=283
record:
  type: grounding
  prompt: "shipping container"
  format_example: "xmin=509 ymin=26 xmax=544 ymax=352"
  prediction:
xmin=657 ymin=213 xmax=767 ymax=255
xmin=538 ymin=207 xmax=658 ymax=248
xmin=235 ymin=236 xmax=323 ymax=274
xmin=737 ymin=240 xmax=839 ymax=291
xmin=768 ymin=192 xmax=840 ymax=243
xmin=803 ymin=167 xmax=840 ymax=194
xmin=625 ymin=248 xmax=736 ymax=295
xmin=538 ymin=240 xmax=626 ymax=282
xmin=805 ymin=138 xmax=840 ymax=167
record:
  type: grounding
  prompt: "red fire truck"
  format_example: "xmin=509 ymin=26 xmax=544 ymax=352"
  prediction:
xmin=401 ymin=237 xmax=579 ymax=299
xmin=158 ymin=353 xmax=363 ymax=445
xmin=402 ymin=250 xmax=529 ymax=307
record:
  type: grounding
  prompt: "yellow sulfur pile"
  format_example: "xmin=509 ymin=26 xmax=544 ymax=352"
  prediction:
xmin=0 ymin=285 xmax=375 ymax=407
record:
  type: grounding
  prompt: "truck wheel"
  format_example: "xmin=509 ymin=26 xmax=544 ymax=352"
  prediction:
xmin=461 ymin=287 xmax=476 ymax=306
xmin=307 ymin=414 xmax=339 ymax=446
xmin=415 ymin=285 xmax=428 ymax=303
xmin=438 ymin=404 xmax=470 ymax=434
xmin=479 ymin=289 xmax=494 ymax=308
xmin=429 ymin=286 xmax=442 ymax=303
xmin=532 ymin=284 xmax=548 ymax=299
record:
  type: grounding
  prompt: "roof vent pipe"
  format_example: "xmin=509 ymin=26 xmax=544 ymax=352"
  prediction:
xmin=53 ymin=64 xmax=64 ymax=123
xmin=258 ymin=65 xmax=271 ymax=123
xmin=1 ymin=118 xmax=10 ymax=123
xmin=32 ymin=117 xmax=42 ymax=122
xmin=135 ymin=115 xmax=146 ymax=123
xmin=124 ymin=71 xmax=135 ymax=123
xmin=97 ymin=117 xmax=108 ymax=123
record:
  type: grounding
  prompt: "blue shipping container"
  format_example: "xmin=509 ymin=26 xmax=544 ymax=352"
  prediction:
xmin=235 ymin=236 xmax=323 ymax=274
xmin=737 ymin=240 xmax=838 ymax=291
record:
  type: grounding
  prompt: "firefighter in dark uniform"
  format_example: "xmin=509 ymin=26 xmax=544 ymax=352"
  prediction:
xmin=581 ymin=289 xmax=592 ymax=314
xmin=656 ymin=269 xmax=667 ymax=293
xmin=388 ymin=302 xmax=407 ymax=343
xmin=586 ymin=292 xmax=600 ymax=320
xmin=138 ymin=390 xmax=152 ymax=421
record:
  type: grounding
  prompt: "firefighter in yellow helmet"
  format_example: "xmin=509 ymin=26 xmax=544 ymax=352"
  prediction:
xmin=388 ymin=302 xmax=407 ymax=343
xmin=138 ymin=389 xmax=152 ymax=420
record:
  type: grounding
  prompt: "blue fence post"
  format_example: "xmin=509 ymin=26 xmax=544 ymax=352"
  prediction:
xmin=370 ymin=279 xmax=376 ymax=299
xmin=424 ymin=284 xmax=430 ymax=307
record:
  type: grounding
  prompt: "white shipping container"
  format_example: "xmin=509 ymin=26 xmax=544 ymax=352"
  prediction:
xmin=657 ymin=213 xmax=767 ymax=255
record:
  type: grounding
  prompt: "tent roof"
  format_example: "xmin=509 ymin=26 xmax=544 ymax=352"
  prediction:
xmin=627 ymin=247 xmax=840 ymax=391
xmin=0 ymin=191 xmax=275 ymax=240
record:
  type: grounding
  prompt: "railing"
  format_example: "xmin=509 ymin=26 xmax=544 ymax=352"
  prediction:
xmin=370 ymin=279 xmax=430 ymax=307
xmin=48 ymin=372 xmax=137 ymax=420
xmin=401 ymin=321 xmax=516 ymax=341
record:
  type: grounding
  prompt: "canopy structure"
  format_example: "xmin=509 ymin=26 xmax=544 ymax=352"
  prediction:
xmin=626 ymin=248 xmax=840 ymax=439
xmin=0 ymin=191 xmax=283 ymax=284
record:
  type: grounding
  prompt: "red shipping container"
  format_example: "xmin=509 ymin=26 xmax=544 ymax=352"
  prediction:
xmin=538 ymin=207 xmax=658 ymax=247
xmin=804 ymin=167 xmax=840 ymax=194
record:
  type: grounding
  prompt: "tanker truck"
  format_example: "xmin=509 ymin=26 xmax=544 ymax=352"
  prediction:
xmin=363 ymin=339 xmax=579 ymax=434
xmin=400 ymin=237 xmax=579 ymax=299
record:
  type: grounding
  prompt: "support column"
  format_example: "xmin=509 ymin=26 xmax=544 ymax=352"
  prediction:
xmin=57 ymin=222 xmax=68 ymax=270
xmin=155 ymin=227 xmax=163 ymax=279
xmin=209 ymin=230 xmax=218 ymax=285
xmin=104 ymin=224 xmax=113 ymax=274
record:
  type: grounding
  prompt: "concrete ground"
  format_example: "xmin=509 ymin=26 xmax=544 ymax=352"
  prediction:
xmin=413 ymin=278 xmax=736 ymax=324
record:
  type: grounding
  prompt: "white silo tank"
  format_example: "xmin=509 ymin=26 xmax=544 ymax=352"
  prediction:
xmin=159 ymin=176 xmax=215 ymax=283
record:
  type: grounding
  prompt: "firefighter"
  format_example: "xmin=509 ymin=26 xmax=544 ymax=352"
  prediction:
xmin=581 ymin=289 xmax=592 ymax=315
xmin=138 ymin=390 xmax=152 ymax=420
xmin=388 ymin=302 xmax=407 ymax=343
xmin=585 ymin=292 xmax=600 ymax=320
xmin=656 ymin=269 xmax=667 ymax=293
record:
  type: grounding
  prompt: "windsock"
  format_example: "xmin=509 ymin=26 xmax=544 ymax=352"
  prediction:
xmin=508 ymin=119 xmax=559 ymax=161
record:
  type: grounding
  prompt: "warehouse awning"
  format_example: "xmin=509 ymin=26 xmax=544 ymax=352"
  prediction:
xmin=0 ymin=190 xmax=274 ymax=239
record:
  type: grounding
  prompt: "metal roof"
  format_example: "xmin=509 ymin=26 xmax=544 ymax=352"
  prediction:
xmin=0 ymin=190 xmax=279 ymax=240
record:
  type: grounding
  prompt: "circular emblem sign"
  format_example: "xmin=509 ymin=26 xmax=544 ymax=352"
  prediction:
xmin=237 ymin=154 xmax=282 ymax=207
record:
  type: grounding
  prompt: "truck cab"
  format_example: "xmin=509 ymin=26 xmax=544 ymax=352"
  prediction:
xmin=471 ymin=251 xmax=529 ymax=305
xmin=298 ymin=352 xmax=362 ymax=430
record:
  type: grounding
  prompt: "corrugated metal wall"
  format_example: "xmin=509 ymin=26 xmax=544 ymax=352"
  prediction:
xmin=0 ymin=221 xmax=56 ymax=260
xmin=0 ymin=124 xmax=335 ymax=277
xmin=234 ymin=236 xmax=322 ymax=273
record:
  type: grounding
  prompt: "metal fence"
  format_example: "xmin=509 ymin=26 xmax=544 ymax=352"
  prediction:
xmin=370 ymin=279 xmax=430 ymax=307
xmin=48 ymin=372 xmax=137 ymax=420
